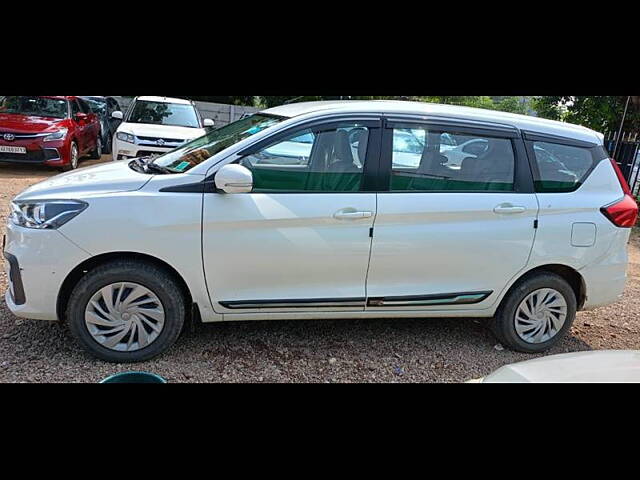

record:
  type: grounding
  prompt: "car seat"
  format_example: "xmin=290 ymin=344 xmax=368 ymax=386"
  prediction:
xmin=460 ymin=139 xmax=514 ymax=188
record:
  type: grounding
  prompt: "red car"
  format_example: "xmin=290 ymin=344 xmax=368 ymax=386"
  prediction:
xmin=0 ymin=96 xmax=102 ymax=171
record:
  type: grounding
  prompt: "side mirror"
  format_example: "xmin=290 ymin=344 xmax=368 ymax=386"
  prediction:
xmin=111 ymin=111 xmax=123 ymax=120
xmin=75 ymin=112 xmax=88 ymax=122
xmin=215 ymin=164 xmax=253 ymax=194
xmin=203 ymin=118 xmax=215 ymax=128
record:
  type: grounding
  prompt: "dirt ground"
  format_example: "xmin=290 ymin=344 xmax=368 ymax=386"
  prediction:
xmin=1 ymin=156 xmax=639 ymax=382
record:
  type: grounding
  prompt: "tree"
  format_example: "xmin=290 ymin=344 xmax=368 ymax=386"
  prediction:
xmin=179 ymin=95 xmax=536 ymax=116
xmin=532 ymin=96 xmax=640 ymax=133
xmin=255 ymin=95 xmax=533 ymax=114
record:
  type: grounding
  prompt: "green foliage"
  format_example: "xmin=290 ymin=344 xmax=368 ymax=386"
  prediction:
xmin=180 ymin=95 xmax=536 ymax=116
xmin=532 ymin=96 xmax=640 ymax=132
xmin=255 ymin=95 xmax=533 ymax=114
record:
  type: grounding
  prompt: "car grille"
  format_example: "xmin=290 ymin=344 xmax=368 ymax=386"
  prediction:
xmin=136 ymin=136 xmax=186 ymax=148
xmin=0 ymin=131 xmax=49 ymax=140
xmin=0 ymin=149 xmax=45 ymax=163
xmin=136 ymin=150 xmax=169 ymax=158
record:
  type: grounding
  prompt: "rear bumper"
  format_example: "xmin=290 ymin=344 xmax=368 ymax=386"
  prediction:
xmin=580 ymin=261 xmax=627 ymax=310
xmin=579 ymin=228 xmax=631 ymax=310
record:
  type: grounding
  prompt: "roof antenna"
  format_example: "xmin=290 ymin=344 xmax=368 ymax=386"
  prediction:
xmin=283 ymin=96 xmax=305 ymax=105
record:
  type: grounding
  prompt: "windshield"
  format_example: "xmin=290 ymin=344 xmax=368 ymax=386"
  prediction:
xmin=128 ymin=100 xmax=200 ymax=128
xmin=0 ymin=96 xmax=68 ymax=119
xmin=152 ymin=114 xmax=286 ymax=173
xmin=81 ymin=97 xmax=107 ymax=115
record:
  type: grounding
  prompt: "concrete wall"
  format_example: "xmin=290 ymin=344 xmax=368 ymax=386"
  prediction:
xmin=112 ymin=97 xmax=259 ymax=127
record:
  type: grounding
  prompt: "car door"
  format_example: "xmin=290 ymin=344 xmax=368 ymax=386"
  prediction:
xmin=70 ymin=99 xmax=88 ymax=152
xmin=202 ymin=118 xmax=381 ymax=314
xmin=78 ymin=98 xmax=99 ymax=151
xmin=365 ymin=119 xmax=539 ymax=311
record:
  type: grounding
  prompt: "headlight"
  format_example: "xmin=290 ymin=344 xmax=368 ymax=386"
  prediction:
xmin=10 ymin=200 xmax=88 ymax=229
xmin=116 ymin=132 xmax=136 ymax=144
xmin=43 ymin=128 xmax=68 ymax=142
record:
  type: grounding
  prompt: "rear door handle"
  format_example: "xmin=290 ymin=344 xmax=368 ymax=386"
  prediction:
xmin=493 ymin=204 xmax=526 ymax=214
xmin=334 ymin=209 xmax=374 ymax=220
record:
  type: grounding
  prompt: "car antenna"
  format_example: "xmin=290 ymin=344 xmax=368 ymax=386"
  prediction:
xmin=283 ymin=96 xmax=305 ymax=105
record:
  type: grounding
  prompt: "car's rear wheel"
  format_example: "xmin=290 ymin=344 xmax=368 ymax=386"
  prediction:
xmin=66 ymin=260 xmax=186 ymax=362
xmin=90 ymin=136 xmax=102 ymax=159
xmin=61 ymin=141 xmax=79 ymax=171
xmin=490 ymin=272 xmax=576 ymax=353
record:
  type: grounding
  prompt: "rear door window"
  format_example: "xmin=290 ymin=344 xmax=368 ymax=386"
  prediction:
xmin=531 ymin=141 xmax=596 ymax=192
xmin=389 ymin=126 xmax=516 ymax=192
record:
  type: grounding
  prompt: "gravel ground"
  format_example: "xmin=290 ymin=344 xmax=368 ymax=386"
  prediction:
xmin=1 ymin=157 xmax=640 ymax=383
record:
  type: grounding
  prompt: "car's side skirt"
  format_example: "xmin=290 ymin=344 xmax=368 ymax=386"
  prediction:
xmin=218 ymin=291 xmax=492 ymax=311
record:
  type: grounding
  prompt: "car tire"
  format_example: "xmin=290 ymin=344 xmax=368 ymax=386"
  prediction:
xmin=489 ymin=272 xmax=576 ymax=353
xmin=61 ymin=141 xmax=79 ymax=171
xmin=90 ymin=136 xmax=102 ymax=159
xmin=102 ymin=133 xmax=112 ymax=154
xmin=66 ymin=260 xmax=186 ymax=363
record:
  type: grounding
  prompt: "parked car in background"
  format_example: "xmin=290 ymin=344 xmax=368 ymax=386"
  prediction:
xmin=111 ymin=96 xmax=214 ymax=160
xmin=468 ymin=350 xmax=640 ymax=382
xmin=0 ymin=95 xmax=102 ymax=171
xmin=4 ymin=101 xmax=637 ymax=362
xmin=79 ymin=96 xmax=122 ymax=154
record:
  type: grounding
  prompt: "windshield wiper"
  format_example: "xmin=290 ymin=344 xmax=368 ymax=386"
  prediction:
xmin=135 ymin=156 xmax=175 ymax=174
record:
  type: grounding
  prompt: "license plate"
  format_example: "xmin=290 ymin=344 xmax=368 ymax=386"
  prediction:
xmin=0 ymin=146 xmax=26 ymax=154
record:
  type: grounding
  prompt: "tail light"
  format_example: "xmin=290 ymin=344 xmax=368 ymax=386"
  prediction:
xmin=600 ymin=159 xmax=638 ymax=228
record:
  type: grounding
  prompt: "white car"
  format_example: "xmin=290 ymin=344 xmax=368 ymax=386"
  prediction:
xmin=111 ymin=96 xmax=214 ymax=161
xmin=4 ymin=101 xmax=638 ymax=362
xmin=469 ymin=350 xmax=640 ymax=382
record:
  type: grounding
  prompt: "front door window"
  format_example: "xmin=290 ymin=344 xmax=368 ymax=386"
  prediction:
xmin=238 ymin=123 xmax=370 ymax=192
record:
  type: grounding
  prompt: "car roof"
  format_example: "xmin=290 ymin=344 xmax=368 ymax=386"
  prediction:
xmin=136 ymin=96 xmax=193 ymax=105
xmin=261 ymin=100 xmax=603 ymax=144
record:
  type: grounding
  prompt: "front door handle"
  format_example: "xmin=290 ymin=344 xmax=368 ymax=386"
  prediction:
xmin=334 ymin=209 xmax=374 ymax=220
xmin=494 ymin=203 xmax=526 ymax=214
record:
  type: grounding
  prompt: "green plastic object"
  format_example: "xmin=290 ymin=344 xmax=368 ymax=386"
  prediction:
xmin=99 ymin=371 xmax=167 ymax=384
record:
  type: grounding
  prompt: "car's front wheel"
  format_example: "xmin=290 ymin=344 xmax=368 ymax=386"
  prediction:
xmin=61 ymin=141 xmax=79 ymax=171
xmin=66 ymin=260 xmax=186 ymax=362
xmin=490 ymin=272 xmax=577 ymax=353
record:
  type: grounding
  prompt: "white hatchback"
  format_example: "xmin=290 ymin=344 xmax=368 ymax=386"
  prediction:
xmin=111 ymin=96 xmax=214 ymax=161
xmin=4 ymin=101 xmax=637 ymax=362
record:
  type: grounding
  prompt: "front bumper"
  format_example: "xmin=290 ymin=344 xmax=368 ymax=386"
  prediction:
xmin=3 ymin=223 xmax=90 ymax=321
xmin=112 ymin=139 xmax=175 ymax=161
xmin=3 ymin=248 xmax=25 ymax=305
xmin=0 ymin=139 xmax=68 ymax=166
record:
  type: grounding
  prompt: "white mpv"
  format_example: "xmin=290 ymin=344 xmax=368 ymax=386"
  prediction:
xmin=4 ymin=101 xmax=638 ymax=362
